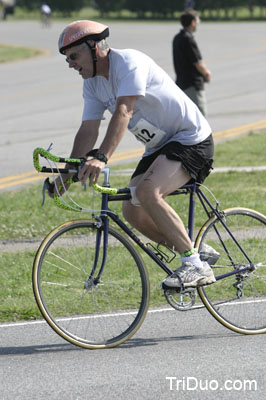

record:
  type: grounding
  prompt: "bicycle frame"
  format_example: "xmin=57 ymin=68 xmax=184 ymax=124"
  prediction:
xmin=32 ymin=149 xmax=266 ymax=346
xmin=91 ymin=168 xmax=255 ymax=284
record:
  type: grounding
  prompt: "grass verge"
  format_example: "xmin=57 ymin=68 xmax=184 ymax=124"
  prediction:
xmin=0 ymin=131 xmax=266 ymax=322
xmin=0 ymin=44 xmax=45 ymax=63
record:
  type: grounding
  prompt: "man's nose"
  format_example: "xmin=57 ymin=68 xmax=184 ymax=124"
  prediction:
xmin=68 ymin=60 xmax=75 ymax=68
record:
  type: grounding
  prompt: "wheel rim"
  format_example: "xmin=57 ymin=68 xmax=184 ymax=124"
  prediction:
xmin=196 ymin=209 xmax=266 ymax=334
xmin=33 ymin=220 xmax=149 ymax=348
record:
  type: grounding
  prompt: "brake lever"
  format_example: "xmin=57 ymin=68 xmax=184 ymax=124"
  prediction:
xmin=41 ymin=177 xmax=55 ymax=206
xmin=41 ymin=159 xmax=86 ymax=206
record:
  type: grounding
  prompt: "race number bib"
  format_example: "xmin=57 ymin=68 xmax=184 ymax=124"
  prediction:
xmin=130 ymin=118 xmax=166 ymax=148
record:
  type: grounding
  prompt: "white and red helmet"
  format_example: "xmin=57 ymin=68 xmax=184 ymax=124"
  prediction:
xmin=58 ymin=20 xmax=109 ymax=54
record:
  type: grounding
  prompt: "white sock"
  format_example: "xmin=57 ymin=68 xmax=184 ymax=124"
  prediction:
xmin=181 ymin=253 xmax=203 ymax=268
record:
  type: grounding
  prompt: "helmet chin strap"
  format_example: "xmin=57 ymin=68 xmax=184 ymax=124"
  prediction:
xmin=86 ymin=41 xmax=97 ymax=77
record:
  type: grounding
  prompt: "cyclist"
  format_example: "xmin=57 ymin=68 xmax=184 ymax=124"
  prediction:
xmin=40 ymin=3 xmax=51 ymax=27
xmin=55 ymin=20 xmax=216 ymax=289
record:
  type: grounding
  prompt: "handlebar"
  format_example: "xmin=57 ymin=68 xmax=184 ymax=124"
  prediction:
xmin=33 ymin=147 xmax=83 ymax=173
xmin=33 ymin=147 xmax=123 ymax=211
xmin=33 ymin=147 xmax=195 ymax=212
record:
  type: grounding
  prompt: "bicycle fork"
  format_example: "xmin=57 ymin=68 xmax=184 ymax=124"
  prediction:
xmin=84 ymin=190 xmax=110 ymax=289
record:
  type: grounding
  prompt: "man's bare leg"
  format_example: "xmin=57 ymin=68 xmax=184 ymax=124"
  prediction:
xmin=123 ymin=155 xmax=216 ymax=288
xmin=123 ymin=156 xmax=192 ymax=253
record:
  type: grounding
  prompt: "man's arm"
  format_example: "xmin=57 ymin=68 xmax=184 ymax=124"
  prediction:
xmin=194 ymin=60 xmax=211 ymax=83
xmin=78 ymin=95 xmax=137 ymax=186
xmin=185 ymin=34 xmax=211 ymax=83
xmin=98 ymin=96 xmax=136 ymax=160
xmin=70 ymin=119 xmax=101 ymax=158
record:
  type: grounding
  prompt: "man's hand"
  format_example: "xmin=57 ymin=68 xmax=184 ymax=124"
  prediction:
xmin=78 ymin=158 xmax=105 ymax=186
xmin=195 ymin=61 xmax=211 ymax=83
xmin=203 ymin=69 xmax=211 ymax=83
xmin=47 ymin=173 xmax=72 ymax=198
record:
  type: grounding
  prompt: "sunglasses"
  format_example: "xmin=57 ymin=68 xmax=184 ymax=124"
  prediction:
xmin=66 ymin=52 xmax=78 ymax=63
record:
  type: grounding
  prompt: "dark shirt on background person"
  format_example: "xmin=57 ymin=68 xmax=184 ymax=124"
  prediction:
xmin=172 ymin=10 xmax=211 ymax=116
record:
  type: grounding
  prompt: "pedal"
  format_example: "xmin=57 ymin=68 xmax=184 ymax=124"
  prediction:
xmin=164 ymin=288 xmax=196 ymax=311
xmin=161 ymin=281 xmax=182 ymax=292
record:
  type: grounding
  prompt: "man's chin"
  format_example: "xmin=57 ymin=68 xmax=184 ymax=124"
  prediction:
xmin=80 ymin=73 xmax=91 ymax=79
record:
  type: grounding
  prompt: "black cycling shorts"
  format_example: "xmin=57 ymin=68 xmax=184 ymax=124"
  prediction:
xmin=131 ymin=134 xmax=214 ymax=184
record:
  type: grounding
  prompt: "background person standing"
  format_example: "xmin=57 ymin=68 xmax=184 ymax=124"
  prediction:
xmin=40 ymin=3 xmax=51 ymax=27
xmin=172 ymin=9 xmax=211 ymax=116
xmin=1 ymin=0 xmax=16 ymax=20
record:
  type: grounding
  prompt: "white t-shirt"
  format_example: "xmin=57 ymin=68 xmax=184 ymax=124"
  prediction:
xmin=82 ymin=48 xmax=212 ymax=156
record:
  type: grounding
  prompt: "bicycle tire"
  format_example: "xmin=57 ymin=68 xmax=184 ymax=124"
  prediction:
xmin=195 ymin=208 xmax=266 ymax=335
xmin=33 ymin=219 xmax=150 ymax=349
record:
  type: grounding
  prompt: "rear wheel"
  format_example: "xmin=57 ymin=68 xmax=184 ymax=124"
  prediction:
xmin=196 ymin=208 xmax=266 ymax=334
xmin=33 ymin=220 xmax=150 ymax=349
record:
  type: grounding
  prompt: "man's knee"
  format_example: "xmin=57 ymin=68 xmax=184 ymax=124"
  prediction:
xmin=122 ymin=200 xmax=137 ymax=221
xmin=135 ymin=183 xmax=160 ymax=205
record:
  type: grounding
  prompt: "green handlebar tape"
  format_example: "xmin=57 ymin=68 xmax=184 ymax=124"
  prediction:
xmin=92 ymin=183 xmax=118 ymax=195
xmin=53 ymin=195 xmax=82 ymax=211
xmin=53 ymin=177 xmax=82 ymax=211
xmin=33 ymin=148 xmax=119 ymax=210
xmin=33 ymin=148 xmax=48 ymax=171
xmin=33 ymin=147 xmax=82 ymax=172
xmin=52 ymin=182 xmax=117 ymax=211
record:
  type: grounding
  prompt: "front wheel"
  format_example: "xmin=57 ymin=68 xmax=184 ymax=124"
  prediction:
xmin=195 ymin=208 xmax=266 ymax=334
xmin=33 ymin=220 xmax=150 ymax=349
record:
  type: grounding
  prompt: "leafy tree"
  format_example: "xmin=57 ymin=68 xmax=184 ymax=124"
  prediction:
xmin=94 ymin=0 xmax=125 ymax=16
xmin=16 ymin=0 xmax=40 ymax=11
xmin=15 ymin=0 xmax=266 ymax=19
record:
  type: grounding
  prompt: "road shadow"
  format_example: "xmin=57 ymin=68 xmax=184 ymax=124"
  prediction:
xmin=0 ymin=343 xmax=81 ymax=356
xmin=0 ymin=331 xmax=241 ymax=356
xmin=118 ymin=331 xmax=238 ymax=349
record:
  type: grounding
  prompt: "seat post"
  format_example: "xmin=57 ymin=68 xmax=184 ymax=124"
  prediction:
xmin=187 ymin=184 xmax=196 ymax=240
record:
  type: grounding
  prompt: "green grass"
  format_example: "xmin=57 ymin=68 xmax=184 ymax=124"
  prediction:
xmin=214 ymin=130 xmax=266 ymax=167
xmin=117 ymin=130 xmax=266 ymax=170
xmin=0 ymin=44 xmax=45 ymax=63
xmin=0 ymin=251 xmax=40 ymax=321
xmin=6 ymin=5 xmax=266 ymax=21
xmin=1 ymin=167 xmax=265 ymax=242
xmin=0 ymin=131 xmax=266 ymax=322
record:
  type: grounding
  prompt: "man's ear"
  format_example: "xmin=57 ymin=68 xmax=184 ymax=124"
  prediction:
xmin=88 ymin=40 xmax=98 ymax=55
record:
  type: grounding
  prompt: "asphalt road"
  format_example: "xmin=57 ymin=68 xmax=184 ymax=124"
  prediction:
xmin=1 ymin=20 xmax=266 ymax=400
xmin=1 ymin=20 xmax=266 ymax=183
xmin=1 ymin=306 xmax=265 ymax=400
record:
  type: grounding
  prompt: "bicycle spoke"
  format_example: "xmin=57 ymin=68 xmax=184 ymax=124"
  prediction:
xmin=33 ymin=221 xmax=149 ymax=348
xmin=197 ymin=209 xmax=266 ymax=334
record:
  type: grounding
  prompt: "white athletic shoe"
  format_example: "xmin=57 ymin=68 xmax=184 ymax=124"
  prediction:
xmin=162 ymin=261 xmax=216 ymax=289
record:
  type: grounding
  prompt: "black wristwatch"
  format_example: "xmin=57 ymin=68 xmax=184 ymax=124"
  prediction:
xmin=93 ymin=152 xmax=108 ymax=164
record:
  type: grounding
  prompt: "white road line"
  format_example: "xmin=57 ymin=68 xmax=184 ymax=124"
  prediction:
xmin=1 ymin=298 xmax=265 ymax=328
xmin=0 ymin=307 xmax=175 ymax=328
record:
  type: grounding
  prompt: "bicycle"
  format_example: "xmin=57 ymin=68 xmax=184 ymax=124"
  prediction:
xmin=32 ymin=147 xmax=266 ymax=349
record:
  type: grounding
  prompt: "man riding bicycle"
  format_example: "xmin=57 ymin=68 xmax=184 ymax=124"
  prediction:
xmin=55 ymin=20 xmax=216 ymax=289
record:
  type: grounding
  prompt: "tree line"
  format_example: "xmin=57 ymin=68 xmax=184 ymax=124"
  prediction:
xmin=16 ymin=0 xmax=266 ymax=18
